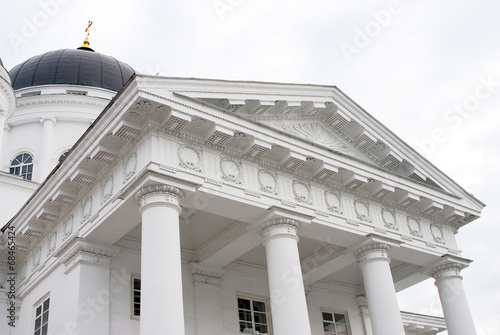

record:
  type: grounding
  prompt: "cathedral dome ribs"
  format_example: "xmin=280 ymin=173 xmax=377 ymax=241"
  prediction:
xmin=9 ymin=48 xmax=135 ymax=92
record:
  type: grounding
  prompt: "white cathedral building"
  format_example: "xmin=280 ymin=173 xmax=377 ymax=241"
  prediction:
xmin=0 ymin=36 xmax=483 ymax=335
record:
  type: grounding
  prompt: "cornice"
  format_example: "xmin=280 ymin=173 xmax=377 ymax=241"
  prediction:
xmin=55 ymin=238 xmax=120 ymax=265
xmin=16 ymin=98 xmax=108 ymax=108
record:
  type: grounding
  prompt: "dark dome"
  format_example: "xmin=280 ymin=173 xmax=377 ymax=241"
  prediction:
xmin=9 ymin=49 xmax=135 ymax=92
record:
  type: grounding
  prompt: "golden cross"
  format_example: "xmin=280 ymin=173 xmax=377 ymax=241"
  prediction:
xmin=85 ymin=21 xmax=93 ymax=39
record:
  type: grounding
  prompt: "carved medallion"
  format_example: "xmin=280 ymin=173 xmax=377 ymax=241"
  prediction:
xmin=324 ymin=191 xmax=343 ymax=214
xmin=47 ymin=232 xmax=57 ymax=256
xmin=101 ymin=176 xmax=114 ymax=204
xmin=293 ymin=180 xmax=312 ymax=205
xmin=431 ymin=224 xmax=445 ymax=244
xmin=63 ymin=215 xmax=74 ymax=240
xmin=381 ymin=208 xmax=398 ymax=230
xmin=123 ymin=153 xmax=137 ymax=183
xmin=258 ymin=170 xmax=278 ymax=194
xmin=178 ymin=144 xmax=202 ymax=172
xmin=220 ymin=157 xmax=242 ymax=184
xmin=81 ymin=197 xmax=93 ymax=223
xmin=407 ymin=216 xmax=423 ymax=238
xmin=354 ymin=199 xmax=371 ymax=222
xmin=33 ymin=247 xmax=41 ymax=269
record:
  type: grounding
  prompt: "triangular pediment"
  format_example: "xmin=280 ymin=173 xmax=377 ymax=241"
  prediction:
xmin=262 ymin=120 xmax=368 ymax=162
xmin=131 ymin=76 xmax=485 ymax=225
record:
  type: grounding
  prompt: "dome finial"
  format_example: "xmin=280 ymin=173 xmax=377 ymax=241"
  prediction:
xmin=78 ymin=20 xmax=94 ymax=51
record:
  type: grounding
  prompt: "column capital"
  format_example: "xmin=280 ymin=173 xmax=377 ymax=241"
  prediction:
xmin=40 ymin=116 xmax=57 ymax=124
xmin=429 ymin=262 xmax=466 ymax=283
xmin=426 ymin=255 xmax=471 ymax=284
xmin=354 ymin=242 xmax=392 ymax=266
xmin=259 ymin=217 xmax=301 ymax=242
xmin=135 ymin=184 xmax=184 ymax=214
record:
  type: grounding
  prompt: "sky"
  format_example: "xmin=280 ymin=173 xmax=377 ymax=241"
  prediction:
xmin=1 ymin=0 xmax=499 ymax=333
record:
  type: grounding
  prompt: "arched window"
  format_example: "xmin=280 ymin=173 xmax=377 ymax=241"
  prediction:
xmin=9 ymin=153 xmax=33 ymax=180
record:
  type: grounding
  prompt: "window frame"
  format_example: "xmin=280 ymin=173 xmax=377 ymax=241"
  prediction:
xmin=130 ymin=274 xmax=141 ymax=320
xmin=236 ymin=293 xmax=272 ymax=335
xmin=320 ymin=308 xmax=351 ymax=335
xmin=9 ymin=152 xmax=34 ymax=180
xmin=33 ymin=295 xmax=50 ymax=335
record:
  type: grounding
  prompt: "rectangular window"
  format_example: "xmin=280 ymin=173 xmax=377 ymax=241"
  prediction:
xmin=322 ymin=310 xmax=350 ymax=335
xmin=131 ymin=275 xmax=141 ymax=318
xmin=34 ymin=297 xmax=50 ymax=335
xmin=237 ymin=296 xmax=270 ymax=334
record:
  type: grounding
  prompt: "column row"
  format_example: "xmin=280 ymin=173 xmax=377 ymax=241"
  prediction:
xmin=135 ymin=184 xmax=477 ymax=335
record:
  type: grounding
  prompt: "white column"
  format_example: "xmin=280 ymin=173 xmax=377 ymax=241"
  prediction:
xmin=430 ymin=261 xmax=477 ymax=335
xmin=191 ymin=263 xmax=226 ymax=335
xmin=355 ymin=242 xmax=405 ymax=335
xmin=260 ymin=218 xmax=312 ymax=335
xmin=136 ymin=184 xmax=185 ymax=335
xmin=38 ymin=117 xmax=56 ymax=181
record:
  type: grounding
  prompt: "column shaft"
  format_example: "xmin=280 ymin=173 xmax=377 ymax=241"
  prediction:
xmin=261 ymin=218 xmax=311 ymax=335
xmin=137 ymin=185 xmax=185 ymax=335
xmin=356 ymin=243 xmax=405 ymax=335
xmin=431 ymin=263 xmax=477 ymax=335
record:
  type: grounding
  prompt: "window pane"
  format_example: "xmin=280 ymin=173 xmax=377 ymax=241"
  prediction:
xmin=253 ymin=312 xmax=267 ymax=324
xmin=334 ymin=313 xmax=346 ymax=324
xmin=134 ymin=279 xmax=141 ymax=290
xmin=238 ymin=298 xmax=251 ymax=310
xmin=41 ymin=324 xmax=48 ymax=335
xmin=35 ymin=317 xmax=41 ymax=329
xmin=239 ymin=321 xmax=253 ymax=332
xmin=255 ymin=323 xmax=268 ymax=333
xmin=253 ymin=300 xmax=266 ymax=312
xmin=336 ymin=323 xmax=348 ymax=334
xmin=323 ymin=312 xmax=333 ymax=321
xmin=323 ymin=322 xmax=335 ymax=332
xmin=43 ymin=298 xmax=50 ymax=310
xmin=36 ymin=306 xmax=42 ymax=317
xmin=239 ymin=310 xmax=252 ymax=322
xmin=34 ymin=330 xmax=41 ymax=335
xmin=42 ymin=311 xmax=49 ymax=324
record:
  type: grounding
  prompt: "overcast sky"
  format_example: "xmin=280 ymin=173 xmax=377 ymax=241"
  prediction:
xmin=1 ymin=0 xmax=499 ymax=334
